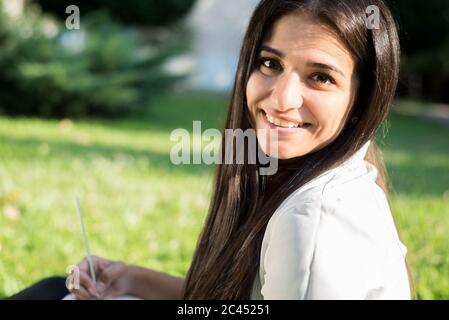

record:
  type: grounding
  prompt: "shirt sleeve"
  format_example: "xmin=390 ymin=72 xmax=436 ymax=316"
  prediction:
xmin=259 ymin=195 xmax=323 ymax=299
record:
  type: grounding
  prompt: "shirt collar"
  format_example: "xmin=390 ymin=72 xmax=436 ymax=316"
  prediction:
xmin=346 ymin=139 xmax=371 ymax=164
xmin=291 ymin=139 xmax=372 ymax=194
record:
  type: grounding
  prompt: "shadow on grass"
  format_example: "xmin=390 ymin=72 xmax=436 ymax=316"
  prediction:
xmin=387 ymin=161 xmax=449 ymax=196
xmin=80 ymin=92 xmax=229 ymax=135
xmin=379 ymin=113 xmax=449 ymax=197
xmin=0 ymin=134 xmax=215 ymax=176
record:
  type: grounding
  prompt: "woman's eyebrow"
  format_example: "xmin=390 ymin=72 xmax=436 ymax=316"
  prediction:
xmin=260 ymin=44 xmax=285 ymax=58
xmin=260 ymin=44 xmax=346 ymax=79
xmin=306 ymin=62 xmax=346 ymax=78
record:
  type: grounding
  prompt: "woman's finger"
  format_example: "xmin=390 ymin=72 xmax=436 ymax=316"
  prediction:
xmin=78 ymin=256 xmax=112 ymax=276
xmin=72 ymin=287 xmax=93 ymax=300
xmin=96 ymin=261 xmax=127 ymax=296
xmin=80 ymin=271 xmax=98 ymax=296
xmin=67 ymin=272 xmax=94 ymax=300
xmin=92 ymin=255 xmax=112 ymax=272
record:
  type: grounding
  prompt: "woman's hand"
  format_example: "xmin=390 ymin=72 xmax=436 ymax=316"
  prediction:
xmin=68 ymin=255 xmax=130 ymax=300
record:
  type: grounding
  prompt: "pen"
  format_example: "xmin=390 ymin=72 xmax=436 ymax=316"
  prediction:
xmin=75 ymin=196 xmax=97 ymax=285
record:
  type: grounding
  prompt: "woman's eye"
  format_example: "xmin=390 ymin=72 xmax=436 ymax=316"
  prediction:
xmin=258 ymin=58 xmax=282 ymax=72
xmin=310 ymin=73 xmax=335 ymax=85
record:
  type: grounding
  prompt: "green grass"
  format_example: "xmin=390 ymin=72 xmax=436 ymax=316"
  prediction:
xmin=379 ymin=101 xmax=449 ymax=299
xmin=0 ymin=94 xmax=448 ymax=299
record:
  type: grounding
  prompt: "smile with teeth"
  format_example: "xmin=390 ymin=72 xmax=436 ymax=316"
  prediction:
xmin=264 ymin=111 xmax=311 ymax=129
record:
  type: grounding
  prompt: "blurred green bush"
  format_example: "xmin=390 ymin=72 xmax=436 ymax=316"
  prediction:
xmin=0 ymin=4 xmax=190 ymax=117
xmin=33 ymin=0 xmax=196 ymax=27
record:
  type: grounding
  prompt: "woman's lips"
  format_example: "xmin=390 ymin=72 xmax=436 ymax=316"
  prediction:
xmin=260 ymin=110 xmax=312 ymax=136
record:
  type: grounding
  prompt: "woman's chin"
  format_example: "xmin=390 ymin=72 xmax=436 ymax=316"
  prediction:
xmin=275 ymin=150 xmax=299 ymax=160
xmin=259 ymin=143 xmax=300 ymax=160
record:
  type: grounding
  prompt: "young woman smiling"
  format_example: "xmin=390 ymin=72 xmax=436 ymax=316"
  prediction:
xmin=7 ymin=0 xmax=413 ymax=300
xmin=182 ymin=0 xmax=412 ymax=299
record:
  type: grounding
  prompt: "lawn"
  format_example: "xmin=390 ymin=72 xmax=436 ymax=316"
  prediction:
xmin=0 ymin=93 xmax=448 ymax=299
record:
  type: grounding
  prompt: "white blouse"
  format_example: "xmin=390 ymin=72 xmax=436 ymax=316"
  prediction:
xmin=250 ymin=140 xmax=411 ymax=300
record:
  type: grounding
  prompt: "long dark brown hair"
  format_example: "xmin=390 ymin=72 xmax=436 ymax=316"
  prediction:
xmin=183 ymin=0 xmax=411 ymax=299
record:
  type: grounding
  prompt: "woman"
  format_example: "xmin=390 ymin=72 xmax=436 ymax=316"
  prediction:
xmin=8 ymin=0 xmax=412 ymax=300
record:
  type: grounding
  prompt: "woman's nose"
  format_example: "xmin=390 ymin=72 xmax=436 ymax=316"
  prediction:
xmin=274 ymin=72 xmax=303 ymax=112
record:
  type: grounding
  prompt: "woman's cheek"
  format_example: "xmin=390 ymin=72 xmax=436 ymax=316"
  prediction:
xmin=310 ymin=92 xmax=348 ymax=119
xmin=315 ymin=102 xmax=350 ymax=139
xmin=248 ymin=73 xmax=272 ymax=99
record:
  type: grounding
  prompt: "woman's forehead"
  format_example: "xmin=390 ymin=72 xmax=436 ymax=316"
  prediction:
xmin=262 ymin=12 xmax=355 ymax=72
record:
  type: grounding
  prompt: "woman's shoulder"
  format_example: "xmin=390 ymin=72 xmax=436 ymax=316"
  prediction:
xmin=257 ymin=160 xmax=410 ymax=299
xmin=262 ymin=157 xmax=408 ymax=271
xmin=267 ymin=159 xmax=404 ymax=252
xmin=267 ymin=157 xmax=381 ymax=231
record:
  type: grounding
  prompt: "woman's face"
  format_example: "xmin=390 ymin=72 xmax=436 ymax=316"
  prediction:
xmin=246 ymin=12 xmax=359 ymax=159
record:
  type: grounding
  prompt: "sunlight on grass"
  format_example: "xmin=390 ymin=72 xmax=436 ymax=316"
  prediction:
xmin=0 ymin=94 xmax=448 ymax=299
